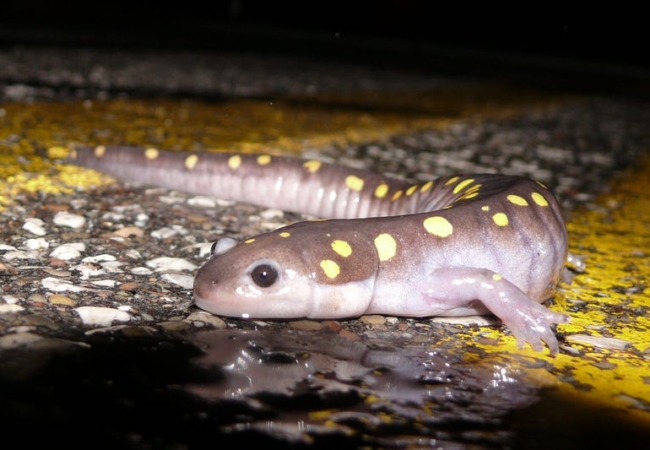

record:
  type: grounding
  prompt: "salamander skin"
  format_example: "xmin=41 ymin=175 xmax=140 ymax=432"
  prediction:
xmin=68 ymin=146 xmax=570 ymax=354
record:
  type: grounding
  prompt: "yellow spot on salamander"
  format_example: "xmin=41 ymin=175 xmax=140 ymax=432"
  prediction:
xmin=493 ymin=212 xmax=509 ymax=226
xmin=406 ymin=185 xmax=418 ymax=196
xmin=228 ymin=155 xmax=242 ymax=170
xmin=492 ymin=273 xmax=502 ymax=281
xmin=536 ymin=180 xmax=548 ymax=189
xmin=279 ymin=232 xmax=290 ymax=238
xmin=320 ymin=260 xmax=340 ymax=279
xmin=374 ymin=233 xmax=397 ymax=261
xmin=507 ymin=194 xmax=528 ymax=206
xmin=420 ymin=180 xmax=433 ymax=193
xmin=244 ymin=238 xmax=255 ymax=244
xmin=423 ymin=216 xmax=453 ymax=237
xmin=345 ymin=175 xmax=364 ymax=191
xmin=374 ymin=183 xmax=389 ymax=198
xmin=94 ymin=145 xmax=106 ymax=158
xmin=331 ymin=239 xmax=352 ymax=257
xmin=391 ymin=190 xmax=403 ymax=201
xmin=531 ymin=192 xmax=549 ymax=207
xmin=444 ymin=176 xmax=459 ymax=186
xmin=257 ymin=155 xmax=272 ymax=165
xmin=303 ymin=160 xmax=322 ymax=173
xmin=184 ymin=154 xmax=199 ymax=170
xmin=481 ymin=205 xmax=490 ymax=211
xmin=145 ymin=148 xmax=159 ymax=160
xmin=453 ymin=178 xmax=474 ymax=194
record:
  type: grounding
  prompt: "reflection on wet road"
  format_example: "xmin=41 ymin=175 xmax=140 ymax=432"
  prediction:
xmin=183 ymin=329 xmax=544 ymax=447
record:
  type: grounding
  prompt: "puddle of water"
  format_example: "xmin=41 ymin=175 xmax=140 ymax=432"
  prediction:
xmin=2 ymin=327 xmax=647 ymax=448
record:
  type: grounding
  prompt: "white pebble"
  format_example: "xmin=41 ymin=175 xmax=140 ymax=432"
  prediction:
xmin=260 ymin=208 xmax=285 ymax=219
xmin=91 ymin=279 xmax=117 ymax=288
xmin=197 ymin=241 xmax=214 ymax=258
xmin=2 ymin=250 xmax=32 ymax=260
xmin=75 ymin=306 xmax=130 ymax=327
xmin=100 ymin=261 xmax=124 ymax=273
xmin=187 ymin=196 xmax=217 ymax=208
xmin=102 ymin=211 xmax=126 ymax=221
xmin=2 ymin=295 xmax=21 ymax=304
xmin=158 ymin=195 xmax=185 ymax=205
xmin=70 ymin=199 xmax=87 ymax=210
xmin=24 ymin=238 xmax=49 ymax=250
xmin=23 ymin=218 xmax=47 ymax=236
xmin=161 ymin=273 xmax=194 ymax=289
xmin=0 ymin=304 xmax=24 ymax=313
xmin=0 ymin=244 xmax=17 ymax=251
xmin=50 ymin=243 xmax=86 ymax=260
xmin=42 ymin=277 xmax=89 ymax=292
xmin=82 ymin=254 xmax=116 ymax=263
xmin=215 ymin=199 xmax=235 ymax=207
xmin=151 ymin=227 xmax=180 ymax=239
xmin=124 ymin=249 xmax=142 ymax=260
xmin=72 ymin=263 xmax=107 ymax=279
xmin=146 ymin=257 xmax=197 ymax=272
xmin=0 ymin=332 xmax=44 ymax=349
xmin=135 ymin=213 xmax=149 ymax=227
xmin=53 ymin=211 xmax=86 ymax=229
xmin=131 ymin=267 xmax=154 ymax=275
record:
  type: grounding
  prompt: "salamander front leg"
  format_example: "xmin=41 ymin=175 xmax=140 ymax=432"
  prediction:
xmin=420 ymin=267 xmax=570 ymax=355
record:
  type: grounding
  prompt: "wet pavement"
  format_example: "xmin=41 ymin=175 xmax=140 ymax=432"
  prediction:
xmin=1 ymin=40 xmax=650 ymax=449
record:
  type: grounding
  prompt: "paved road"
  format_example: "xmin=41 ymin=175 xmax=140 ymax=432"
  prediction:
xmin=1 ymin=40 xmax=650 ymax=448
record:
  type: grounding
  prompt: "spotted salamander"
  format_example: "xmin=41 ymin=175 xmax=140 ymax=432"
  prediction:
xmin=68 ymin=146 xmax=570 ymax=354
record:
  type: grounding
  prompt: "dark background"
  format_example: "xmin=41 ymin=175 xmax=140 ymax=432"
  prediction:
xmin=0 ymin=2 xmax=645 ymax=64
xmin=0 ymin=2 xmax=648 ymax=94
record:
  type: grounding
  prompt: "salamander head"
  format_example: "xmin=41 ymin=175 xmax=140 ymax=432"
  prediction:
xmin=193 ymin=223 xmax=378 ymax=319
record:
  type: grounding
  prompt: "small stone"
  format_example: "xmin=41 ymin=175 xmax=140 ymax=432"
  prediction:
xmin=359 ymin=315 xmax=386 ymax=325
xmin=50 ymin=243 xmax=86 ymax=260
xmin=131 ymin=267 xmax=153 ymax=275
xmin=0 ymin=332 xmax=44 ymax=349
xmin=48 ymin=294 xmax=77 ymax=306
xmin=151 ymin=227 xmax=181 ymax=239
xmin=0 ymin=304 xmax=24 ymax=313
xmin=323 ymin=320 xmax=343 ymax=332
xmin=187 ymin=196 xmax=217 ymax=208
xmin=146 ymin=257 xmax=197 ymax=272
xmin=82 ymin=254 xmax=117 ymax=263
xmin=185 ymin=311 xmax=227 ymax=328
xmin=23 ymin=218 xmax=47 ymax=236
xmin=119 ymin=282 xmax=139 ymax=291
xmin=338 ymin=329 xmax=361 ymax=342
xmin=53 ymin=211 xmax=86 ymax=229
xmin=24 ymin=314 xmax=59 ymax=329
xmin=91 ymin=279 xmax=117 ymax=288
xmin=289 ymin=320 xmax=324 ymax=331
xmin=112 ymin=227 xmax=145 ymax=238
xmin=161 ymin=273 xmax=194 ymax=289
xmin=2 ymin=295 xmax=21 ymax=304
xmin=260 ymin=208 xmax=284 ymax=219
xmin=158 ymin=320 xmax=191 ymax=331
xmin=24 ymin=238 xmax=49 ymax=250
xmin=43 ymin=268 xmax=72 ymax=277
xmin=42 ymin=277 xmax=89 ymax=293
xmin=75 ymin=306 xmax=130 ymax=327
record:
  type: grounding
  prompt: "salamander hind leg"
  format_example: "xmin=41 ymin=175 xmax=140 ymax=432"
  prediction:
xmin=418 ymin=267 xmax=570 ymax=355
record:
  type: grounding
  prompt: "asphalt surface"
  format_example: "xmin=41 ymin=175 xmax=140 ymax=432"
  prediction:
xmin=1 ymin=41 xmax=650 ymax=449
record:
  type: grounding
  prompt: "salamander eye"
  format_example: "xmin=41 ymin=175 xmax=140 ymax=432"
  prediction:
xmin=251 ymin=263 xmax=278 ymax=288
